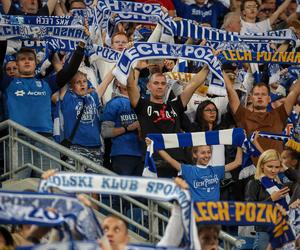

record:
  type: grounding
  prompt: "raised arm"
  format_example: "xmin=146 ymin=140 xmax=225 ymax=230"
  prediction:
xmin=223 ymin=70 xmax=240 ymax=114
xmin=56 ymin=42 xmax=85 ymax=88
xmin=180 ymin=65 xmax=209 ymax=107
xmin=157 ymin=203 xmax=184 ymax=247
xmin=127 ymin=66 xmax=141 ymax=108
xmin=224 ymin=147 xmax=243 ymax=172
xmin=284 ymin=78 xmax=300 ymax=116
xmin=1 ymin=0 xmax=12 ymax=14
xmin=269 ymin=0 xmax=292 ymax=25
xmin=46 ymin=0 xmax=58 ymax=15
xmin=96 ymin=68 xmax=115 ymax=98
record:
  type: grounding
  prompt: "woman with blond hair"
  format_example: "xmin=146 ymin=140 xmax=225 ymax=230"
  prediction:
xmin=245 ymin=149 xmax=290 ymax=250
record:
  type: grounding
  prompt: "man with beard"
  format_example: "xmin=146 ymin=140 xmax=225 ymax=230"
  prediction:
xmin=224 ymin=72 xmax=300 ymax=161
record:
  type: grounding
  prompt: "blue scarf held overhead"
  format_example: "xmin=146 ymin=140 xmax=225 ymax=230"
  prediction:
xmin=143 ymin=128 xmax=246 ymax=177
xmin=260 ymin=176 xmax=290 ymax=211
xmin=0 ymin=15 xmax=87 ymax=42
xmin=39 ymin=172 xmax=195 ymax=249
xmin=0 ymin=190 xmax=103 ymax=241
xmin=112 ymin=42 xmax=225 ymax=96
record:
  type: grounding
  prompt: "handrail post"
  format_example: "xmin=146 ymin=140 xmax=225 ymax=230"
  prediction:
xmin=148 ymin=200 xmax=159 ymax=242
xmin=148 ymin=200 xmax=154 ymax=242
xmin=8 ymin=125 xmax=18 ymax=179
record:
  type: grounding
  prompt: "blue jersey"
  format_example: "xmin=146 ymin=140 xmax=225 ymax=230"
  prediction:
xmin=61 ymin=90 xmax=101 ymax=147
xmin=4 ymin=76 xmax=55 ymax=133
xmin=181 ymin=164 xmax=225 ymax=202
xmin=173 ymin=0 xmax=228 ymax=28
xmin=102 ymin=96 xmax=142 ymax=156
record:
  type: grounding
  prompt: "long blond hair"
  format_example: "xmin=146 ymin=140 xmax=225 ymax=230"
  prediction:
xmin=254 ymin=149 xmax=281 ymax=181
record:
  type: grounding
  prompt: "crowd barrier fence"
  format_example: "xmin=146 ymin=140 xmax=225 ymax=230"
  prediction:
xmin=0 ymin=119 xmax=245 ymax=249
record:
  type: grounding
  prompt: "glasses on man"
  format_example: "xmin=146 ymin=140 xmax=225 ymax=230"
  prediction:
xmin=203 ymin=109 xmax=217 ymax=113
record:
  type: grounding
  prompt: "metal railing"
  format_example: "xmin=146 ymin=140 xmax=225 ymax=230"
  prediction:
xmin=0 ymin=119 xmax=244 ymax=249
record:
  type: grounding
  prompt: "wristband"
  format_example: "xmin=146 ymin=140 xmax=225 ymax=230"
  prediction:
xmin=134 ymin=68 xmax=141 ymax=72
xmin=124 ymin=126 xmax=128 ymax=133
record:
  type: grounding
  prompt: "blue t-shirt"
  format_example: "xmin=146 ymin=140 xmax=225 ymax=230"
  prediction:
xmin=102 ymin=96 xmax=142 ymax=157
xmin=173 ymin=0 xmax=228 ymax=28
xmin=181 ymin=164 xmax=225 ymax=202
xmin=61 ymin=90 xmax=101 ymax=147
xmin=4 ymin=77 xmax=55 ymax=133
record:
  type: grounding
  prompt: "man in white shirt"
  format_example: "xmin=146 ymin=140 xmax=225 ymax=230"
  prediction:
xmin=240 ymin=0 xmax=291 ymax=34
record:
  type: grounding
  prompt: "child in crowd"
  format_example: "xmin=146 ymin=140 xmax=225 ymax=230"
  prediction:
xmin=146 ymin=138 xmax=242 ymax=202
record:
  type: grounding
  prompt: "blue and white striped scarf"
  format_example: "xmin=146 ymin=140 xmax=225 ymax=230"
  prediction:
xmin=143 ymin=128 xmax=246 ymax=177
xmin=174 ymin=20 xmax=239 ymax=42
xmin=215 ymin=40 xmax=274 ymax=52
xmin=289 ymin=206 xmax=300 ymax=238
xmin=89 ymin=45 xmax=120 ymax=63
xmin=239 ymin=131 xmax=300 ymax=179
xmin=0 ymin=203 xmax=65 ymax=226
xmin=240 ymin=29 xmax=297 ymax=46
xmin=107 ymin=13 xmax=159 ymax=38
xmin=112 ymin=42 xmax=225 ymax=95
xmin=261 ymin=176 xmax=290 ymax=211
xmin=39 ymin=173 xmax=195 ymax=249
xmin=297 ymin=0 xmax=300 ymax=12
xmin=0 ymin=190 xmax=103 ymax=240
xmin=92 ymin=0 xmax=110 ymax=31
xmin=97 ymin=0 xmax=173 ymax=36
xmin=163 ymin=18 xmax=296 ymax=46
xmin=0 ymin=15 xmax=87 ymax=42
xmin=144 ymin=129 xmax=296 ymax=178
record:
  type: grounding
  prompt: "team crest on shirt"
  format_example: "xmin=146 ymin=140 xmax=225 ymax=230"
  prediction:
xmin=75 ymin=97 xmax=96 ymax=124
xmin=36 ymin=80 xmax=42 ymax=88
xmin=15 ymin=90 xmax=25 ymax=97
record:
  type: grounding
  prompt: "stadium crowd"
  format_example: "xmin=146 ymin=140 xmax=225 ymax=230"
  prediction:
xmin=1 ymin=0 xmax=300 ymax=249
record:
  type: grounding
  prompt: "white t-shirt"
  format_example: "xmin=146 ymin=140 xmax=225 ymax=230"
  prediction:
xmin=185 ymin=94 xmax=229 ymax=124
xmin=240 ymin=19 xmax=272 ymax=34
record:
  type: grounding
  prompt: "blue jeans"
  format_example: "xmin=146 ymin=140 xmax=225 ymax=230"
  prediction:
xmin=253 ymin=232 xmax=269 ymax=250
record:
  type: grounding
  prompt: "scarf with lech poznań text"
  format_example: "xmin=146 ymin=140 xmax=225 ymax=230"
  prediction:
xmin=0 ymin=15 xmax=88 ymax=42
xmin=220 ymin=50 xmax=300 ymax=64
xmin=194 ymin=201 xmax=295 ymax=249
xmin=112 ymin=42 xmax=225 ymax=95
